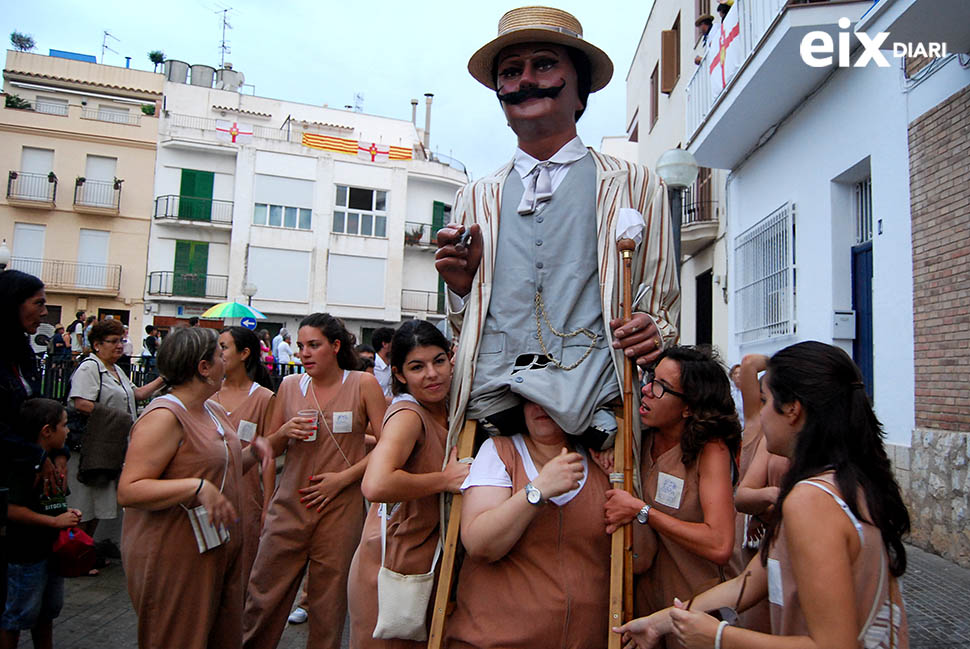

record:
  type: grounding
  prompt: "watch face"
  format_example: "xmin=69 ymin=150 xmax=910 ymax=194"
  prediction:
xmin=636 ymin=511 xmax=647 ymax=524
xmin=526 ymin=484 xmax=541 ymax=505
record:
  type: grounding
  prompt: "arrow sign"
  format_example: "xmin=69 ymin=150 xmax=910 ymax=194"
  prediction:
xmin=240 ymin=317 xmax=257 ymax=330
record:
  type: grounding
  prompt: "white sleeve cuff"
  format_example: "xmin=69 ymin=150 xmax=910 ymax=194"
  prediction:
xmin=447 ymin=288 xmax=469 ymax=314
xmin=461 ymin=438 xmax=512 ymax=491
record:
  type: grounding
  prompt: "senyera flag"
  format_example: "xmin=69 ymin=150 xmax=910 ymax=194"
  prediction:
xmin=301 ymin=133 xmax=412 ymax=161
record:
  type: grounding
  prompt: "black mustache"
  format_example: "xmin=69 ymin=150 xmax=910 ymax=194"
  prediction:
xmin=496 ymin=80 xmax=566 ymax=104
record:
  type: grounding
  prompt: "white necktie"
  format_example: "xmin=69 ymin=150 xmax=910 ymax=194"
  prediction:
xmin=518 ymin=162 xmax=554 ymax=215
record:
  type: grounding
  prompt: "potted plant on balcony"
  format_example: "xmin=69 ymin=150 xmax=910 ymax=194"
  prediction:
xmin=4 ymin=94 xmax=31 ymax=110
xmin=47 ymin=172 xmax=56 ymax=183
xmin=75 ymin=176 xmax=85 ymax=186
xmin=8 ymin=171 xmax=17 ymax=181
xmin=404 ymin=226 xmax=425 ymax=246
xmin=113 ymin=178 xmax=124 ymax=190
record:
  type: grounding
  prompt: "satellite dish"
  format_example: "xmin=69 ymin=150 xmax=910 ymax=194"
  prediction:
xmin=31 ymin=323 xmax=55 ymax=354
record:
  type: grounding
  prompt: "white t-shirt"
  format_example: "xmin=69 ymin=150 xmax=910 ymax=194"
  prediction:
xmin=69 ymin=321 xmax=84 ymax=352
xmin=461 ymin=434 xmax=588 ymax=506
xmin=374 ymin=354 xmax=392 ymax=397
xmin=277 ymin=341 xmax=298 ymax=364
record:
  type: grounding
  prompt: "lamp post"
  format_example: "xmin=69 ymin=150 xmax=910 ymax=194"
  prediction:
xmin=242 ymin=282 xmax=258 ymax=306
xmin=656 ymin=148 xmax=699 ymax=281
xmin=0 ymin=239 xmax=11 ymax=271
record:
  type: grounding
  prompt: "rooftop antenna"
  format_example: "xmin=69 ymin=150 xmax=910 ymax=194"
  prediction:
xmin=353 ymin=92 xmax=364 ymax=113
xmin=216 ymin=7 xmax=233 ymax=67
xmin=101 ymin=31 xmax=119 ymax=64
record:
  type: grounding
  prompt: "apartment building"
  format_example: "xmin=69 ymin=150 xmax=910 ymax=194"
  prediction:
xmin=1 ymin=50 xmax=162 ymax=344
xmin=146 ymin=61 xmax=467 ymax=341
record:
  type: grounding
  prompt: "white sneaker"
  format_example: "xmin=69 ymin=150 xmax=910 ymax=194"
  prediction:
xmin=288 ymin=607 xmax=308 ymax=624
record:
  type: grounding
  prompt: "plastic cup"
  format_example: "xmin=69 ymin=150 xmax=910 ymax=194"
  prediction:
xmin=297 ymin=409 xmax=318 ymax=442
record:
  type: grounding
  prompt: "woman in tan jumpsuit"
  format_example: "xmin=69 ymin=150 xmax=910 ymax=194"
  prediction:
xmin=347 ymin=320 xmax=469 ymax=648
xmin=118 ymin=326 xmax=273 ymax=649
xmin=604 ymin=346 xmax=741 ymax=649
xmin=244 ymin=313 xmax=386 ymax=649
xmin=616 ymin=342 xmax=910 ymax=649
xmin=213 ymin=326 xmax=277 ymax=588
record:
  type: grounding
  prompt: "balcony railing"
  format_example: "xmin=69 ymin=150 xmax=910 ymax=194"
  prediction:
xmin=154 ymin=195 xmax=234 ymax=225
xmin=81 ymin=106 xmax=141 ymax=126
xmin=401 ymin=289 xmax=444 ymax=314
xmin=74 ymin=178 xmax=121 ymax=211
xmin=7 ymin=171 xmax=57 ymax=204
xmin=10 ymin=257 xmax=121 ymax=293
xmin=34 ymin=99 xmax=68 ymax=116
xmin=403 ymin=222 xmax=440 ymax=247
xmin=685 ymin=0 xmax=788 ymax=142
xmin=147 ymin=271 xmax=228 ymax=299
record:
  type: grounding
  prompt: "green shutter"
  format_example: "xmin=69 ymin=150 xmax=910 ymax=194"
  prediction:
xmin=179 ymin=169 xmax=214 ymax=222
xmin=173 ymin=240 xmax=209 ymax=297
xmin=437 ymin=274 xmax=445 ymax=314
xmin=432 ymin=201 xmax=446 ymax=237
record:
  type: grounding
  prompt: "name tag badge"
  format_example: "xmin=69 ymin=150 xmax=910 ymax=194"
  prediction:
xmin=237 ymin=420 xmax=257 ymax=443
xmin=333 ymin=411 xmax=353 ymax=433
xmin=655 ymin=471 xmax=685 ymax=509
xmin=767 ymin=558 xmax=784 ymax=605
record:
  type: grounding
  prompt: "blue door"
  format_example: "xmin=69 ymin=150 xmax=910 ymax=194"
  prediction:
xmin=851 ymin=240 xmax=873 ymax=400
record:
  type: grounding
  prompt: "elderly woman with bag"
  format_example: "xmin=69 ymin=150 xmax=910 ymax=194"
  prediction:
xmin=67 ymin=319 xmax=162 ymax=553
xmin=117 ymin=326 xmax=273 ymax=649
xmin=347 ymin=320 xmax=469 ymax=647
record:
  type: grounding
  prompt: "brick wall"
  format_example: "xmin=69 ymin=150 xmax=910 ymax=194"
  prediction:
xmin=909 ymin=85 xmax=970 ymax=432
xmin=905 ymin=55 xmax=932 ymax=78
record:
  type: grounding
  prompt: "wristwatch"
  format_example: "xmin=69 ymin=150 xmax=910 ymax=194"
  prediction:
xmin=636 ymin=503 xmax=652 ymax=524
xmin=525 ymin=482 xmax=543 ymax=506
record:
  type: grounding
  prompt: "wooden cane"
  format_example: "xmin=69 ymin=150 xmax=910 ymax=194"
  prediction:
xmin=608 ymin=238 xmax=638 ymax=648
xmin=427 ymin=418 xmax=477 ymax=649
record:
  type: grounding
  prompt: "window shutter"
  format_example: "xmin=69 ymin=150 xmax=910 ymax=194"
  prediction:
xmin=661 ymin=30 xmax=679 ymax=94
xmin=432 ymin=201 xmax=446 ymax=235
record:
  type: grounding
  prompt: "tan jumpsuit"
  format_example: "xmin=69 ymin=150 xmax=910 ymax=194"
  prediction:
xmin=211 ymin=382 xmax=275 ymax=589
xmin=635 ymin=435 xmax=737 ymax=649
xmin=445 ymin=436 xmax=611 ymax=649
xmin=121 ymin=395 xmax=245 ymax=649
xmin=244 ymin=371 xmax=368 ymax=649
xmin=768 ymin=472 xmax=908 ymax=647
xmin=347 ymin=399 xmax=447 ymax=649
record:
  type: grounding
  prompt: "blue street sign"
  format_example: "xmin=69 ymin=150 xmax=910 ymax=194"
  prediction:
xmin=241 ymin=317 xmax=257 ymax=330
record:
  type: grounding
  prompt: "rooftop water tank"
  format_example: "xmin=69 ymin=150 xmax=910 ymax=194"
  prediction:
xmin=164 ymin=59 xmax=189 ymax=84
xmin=189 ymin=64 xmax=215 ymax=88
xmin=215 ymin=65 xmax=243 ymax=92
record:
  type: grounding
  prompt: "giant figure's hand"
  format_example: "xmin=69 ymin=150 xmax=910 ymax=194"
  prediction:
xmin=611 ymin=313 xmax=664 ymax=367
xmin=435 ymin=224 xmax=483 ymax=298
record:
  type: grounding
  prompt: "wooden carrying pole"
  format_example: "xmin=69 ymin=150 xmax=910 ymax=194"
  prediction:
xmin=608 ymin=238 xmax=638 ymax=648
xmin=427 ymin=419 xmax=477 ymax=649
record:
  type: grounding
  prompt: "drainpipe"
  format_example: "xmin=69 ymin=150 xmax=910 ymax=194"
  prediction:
xmin=423 ymin=93 xmax=433 ymax=150
xmin=411 ymin=99 xmax=418 ymax=126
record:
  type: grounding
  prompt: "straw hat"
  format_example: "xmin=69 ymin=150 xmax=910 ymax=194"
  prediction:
xmin=695 ymin=13 xmax=715 ymax=26
xmin=467 ymin=6 xmax=613 ymax=92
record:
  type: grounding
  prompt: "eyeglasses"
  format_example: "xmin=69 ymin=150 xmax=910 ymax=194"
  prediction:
xmin=642 ymin=371 xmax=686 ymax=400
xmin=102 ymin=337 xmax=123 ymax=345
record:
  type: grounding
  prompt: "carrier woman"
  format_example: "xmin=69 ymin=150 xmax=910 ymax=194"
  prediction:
xmin=604 ymin=346 xmax=740 ymax=648
xmin=347 ymin=320 xmax=469 ymax=648
xmin=615 ymin=341 xmax=909 ymax=649
xmin=118 ymin=326 xmax=273 ymax=649
xmin=244 ymin=313 xmax=386 ymax=649
xmin=213 ymin=326 xmax=277 ymax=586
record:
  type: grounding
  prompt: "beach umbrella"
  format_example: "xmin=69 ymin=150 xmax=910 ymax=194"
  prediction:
xmin=200 ymin=302 xmax=268 ymax=319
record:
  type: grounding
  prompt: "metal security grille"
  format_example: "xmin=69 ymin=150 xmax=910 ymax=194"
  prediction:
xmin=734 ymin=202 xmax=796 ymax=343
xmin=855 ymin=178 xmax=873 ymax=244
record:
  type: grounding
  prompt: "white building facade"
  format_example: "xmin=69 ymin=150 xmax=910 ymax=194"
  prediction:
xmin=145 ymin=64 xmax=466 ymax=342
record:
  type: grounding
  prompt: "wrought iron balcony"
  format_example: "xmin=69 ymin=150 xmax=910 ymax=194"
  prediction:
xmin=74 ymin=178 xmax=122 ymax=213
xmin=401 ymin=289 xmax=444 ymax=314
xmin=147 ymin=270 xmax=228 ymax=299
xmin=80 ymin=106 xmax=142 ymax=126
xmin=154 ymin=195 xmax=234 ymax=225
xmin=7 ymin=171 xmax=56 ymax=207
xmin=9 ymin=257 xmax=121 ymax=294
xmin=403 ymin=222 xmax=440 ymax=247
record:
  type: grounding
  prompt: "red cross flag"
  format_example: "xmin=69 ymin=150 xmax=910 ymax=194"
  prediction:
xmin=709 ymin=8 xmax=742 ymax=96
xmin=215 ymin=120 xmax=254 ymax=144
xmin=357 ymin=141 xmax=390 ymax=163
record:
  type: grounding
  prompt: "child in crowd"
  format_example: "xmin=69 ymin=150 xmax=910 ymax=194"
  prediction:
xmin=1 ymin=398 xmax=81 ymax=649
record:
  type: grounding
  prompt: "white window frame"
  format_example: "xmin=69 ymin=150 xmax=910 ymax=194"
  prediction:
xmin=855 ymin=177 xmax=873 ymax=244
xmin=253 ymin=203 xmax=312 ymax=230
xmin=734 ymin=202 xmax=796 ymax=344
xmin=332 ymin=185 xmax=388 ymax=238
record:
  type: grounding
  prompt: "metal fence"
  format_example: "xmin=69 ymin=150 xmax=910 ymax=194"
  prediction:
xmin=34 ymin=98 xmax=69 ymax=116
xmin=403 ymin=222 xmax=440 ymax=247
xmin=154 ymin=195 xmax=234 ymax=225
xmin=81 ymin=106 xmax=141 ymax=126
xmin=10 ymin=257 xmax=122 ymax=292
xmin=7 ymin=171 xmax=56 ymax=203
xmin=401 ymin=289 xmax=444 ymax=314
xmin=74 ymin=179 xmax=121 ymax=209
xmin=146 ymin=271 xmax=229 ymax=299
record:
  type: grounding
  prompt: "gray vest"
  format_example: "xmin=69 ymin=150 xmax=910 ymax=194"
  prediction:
xmin=466 ymin=153 xmax=620 ymax=434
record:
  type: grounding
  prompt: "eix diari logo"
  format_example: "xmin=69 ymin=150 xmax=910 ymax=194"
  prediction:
xmin=800 ymin=17 xmax=949 ymax=68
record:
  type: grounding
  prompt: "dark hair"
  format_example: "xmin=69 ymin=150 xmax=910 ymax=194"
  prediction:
xmin=90 ymin=318 xmax=124 ymax=347
xmin=356 ymin=343 xmax=376 ymax=356
xmin=257 ymin=329 xmax=271 ymax=345
xmin=491 ymin=45 xmax=591 ymax=122
xmin=389 ymin=320 xmax=450 ymax=395
xmin=760 ymin=341 xmax=909 ymax=577
xmin=0 ymin=270 xmax=45 ymax=382
xmin=19 ymin=398 xmax=65 ymax=444
xmin=372 ymin=327 xmax=395 ymax=351
xmin=76 ymin=310 xmax=86 ymax=319
xmin=359 ymin=357 xmax=375 ymax=371
xmin=654 ymin=345 xmax=741 ymax=468
xmin=187 ymin=316 xmax=200 ymax=327
xmin=299 ymin=313 xmax=358 ymax=371
xmin=220 ymin=326 xmax=273 ymax=389
xmin=85 ymin=315 xmax=96 ymax=325
xmin=145 ymin=325 xmax=155 ymax=335
xmin=157 ymin=326 xmax=219 ymax=389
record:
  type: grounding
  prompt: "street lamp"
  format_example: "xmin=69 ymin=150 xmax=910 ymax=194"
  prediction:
xmin=242 ymin=282 xmax=258 ymax=306
xmin=656 ymin=148 xmax=699 ymax=280
xmin=0 ymin=239 xmax=11 ymax=271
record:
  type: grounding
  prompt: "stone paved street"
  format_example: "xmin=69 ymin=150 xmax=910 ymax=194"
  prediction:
xmin=13 ymin=543 xmax=969 ymax=648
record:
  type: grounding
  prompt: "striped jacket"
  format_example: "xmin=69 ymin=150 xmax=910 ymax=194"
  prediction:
xmin=446 ymin=149 xmax=681 ymax=444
